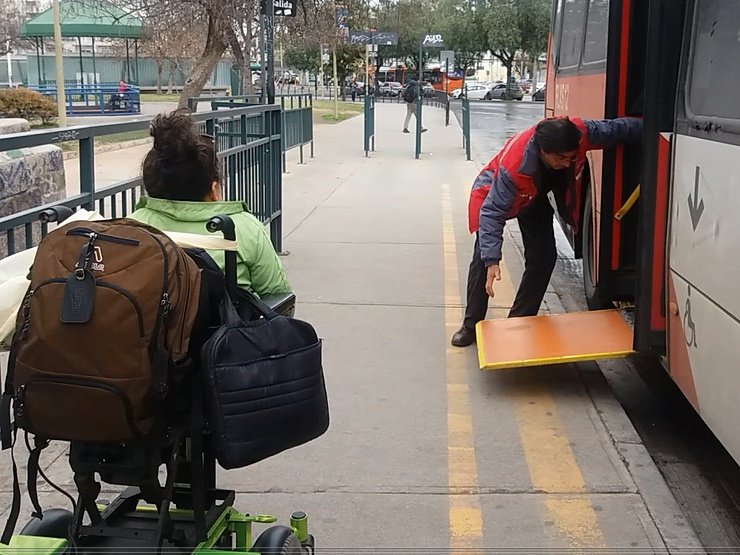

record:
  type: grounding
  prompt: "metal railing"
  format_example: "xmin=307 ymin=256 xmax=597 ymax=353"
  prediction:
xmin=30 ymin=83 xmax=141 ymax=116
xmin=462 ymin=97 xmax=471 ymax=161
xmin=192 ymin=94 xmax=313 ymax=170
xmin=363 ymin=93 xmax=375 ymax=157
xmin=0 ymin=103 xmax=284 ymax=257
xmin=279 ymin=94 xmax=313 ymax=168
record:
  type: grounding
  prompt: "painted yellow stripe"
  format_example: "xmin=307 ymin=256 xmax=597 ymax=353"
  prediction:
xmin=514 ymin=382 xmax=606 ymax=548
xmin=442 ymin=184 xmax=483 ymax=549
xmin=467 ymin=210 xmax=606 ymax=548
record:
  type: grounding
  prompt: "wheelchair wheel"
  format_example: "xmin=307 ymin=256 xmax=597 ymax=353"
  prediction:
xmin=251 ymin=525 xmax=303 ymax=554
xmin=20 ymin=508 xmax=74 ymax=539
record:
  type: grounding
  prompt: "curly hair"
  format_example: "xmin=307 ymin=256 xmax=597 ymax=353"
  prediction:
xmin=141 ymin=108 xmax=220 ymax=201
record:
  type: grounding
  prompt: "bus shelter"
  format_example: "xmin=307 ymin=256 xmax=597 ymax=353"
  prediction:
xmin=20 ymin=0 xmax=143 ymax=115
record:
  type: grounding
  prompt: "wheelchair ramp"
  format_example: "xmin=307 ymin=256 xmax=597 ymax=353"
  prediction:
xmin=475 ymin=309 xmax=634 ymax=370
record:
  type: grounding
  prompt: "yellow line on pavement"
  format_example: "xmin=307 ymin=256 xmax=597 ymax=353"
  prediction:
xmin=442 ymin=183 xmax=483 ymax=551
xmin=514 ymin=383 xmax=606 ymax=548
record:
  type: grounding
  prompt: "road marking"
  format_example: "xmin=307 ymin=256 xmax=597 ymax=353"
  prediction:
xmin=442 ymin=183 xmax=483 ymax=549
xmin=513 ymin=371 xmax=606 ymax=548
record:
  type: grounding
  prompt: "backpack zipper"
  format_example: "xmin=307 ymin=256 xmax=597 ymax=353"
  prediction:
xmin=18 ymin=376 xmax=140 ymax=439
xmin=66 ymin=228 xmax=140 ymax=246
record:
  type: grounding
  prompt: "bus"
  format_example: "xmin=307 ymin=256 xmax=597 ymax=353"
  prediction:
xmin=377 ymin=66 xmax=465 ymax=92
xmin=544 ymin=0 xmax=740 ymax=465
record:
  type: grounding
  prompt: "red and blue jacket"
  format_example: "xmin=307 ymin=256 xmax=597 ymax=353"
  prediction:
xmin=469 ymin=117 xmax=643 ymax=266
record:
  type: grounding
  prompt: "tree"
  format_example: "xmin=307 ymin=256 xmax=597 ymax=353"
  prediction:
xmin=485 ymin=0 xmax=550 ymax=86
xmin=441 ymin=0 xmax=486 ymax=87
xmin=0 ymin=0 xmax=24 ymax=57
xmin=140 ymin=12 xmax=207 ymax=94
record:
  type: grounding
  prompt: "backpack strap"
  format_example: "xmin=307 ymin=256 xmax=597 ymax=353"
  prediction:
xmin=1 ymin=430 xmax=21 ymax=545
xmin=26 ymin=435 xmax=50 ymax=520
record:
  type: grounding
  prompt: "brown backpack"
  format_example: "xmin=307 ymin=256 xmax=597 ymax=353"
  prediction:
xmin=1 ymin=218 xmax=202 ymax=445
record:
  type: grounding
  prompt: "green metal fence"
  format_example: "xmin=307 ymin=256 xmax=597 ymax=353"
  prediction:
xmin=279 ymin=95 xmax=314 ymax=168
xmin=462 ymin=98 xmax=472 ymax=161
xmin=190 ymin=94 xmax=314 ymax=171
xmin=363 ymin=94 xmax=375 ymax=157
xmin=0 ymin=103 xmax=284 ymax=257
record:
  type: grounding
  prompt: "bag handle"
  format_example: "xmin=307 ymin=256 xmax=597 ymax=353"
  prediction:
xmin=206 ymin=214 xmax=282 ymax=323
xmin=206 ymin=215 xmax=238 ymax=301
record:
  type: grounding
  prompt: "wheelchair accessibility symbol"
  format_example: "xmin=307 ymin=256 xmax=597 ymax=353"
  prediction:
xmin=684 ymin=285 xmax=697 ymax=349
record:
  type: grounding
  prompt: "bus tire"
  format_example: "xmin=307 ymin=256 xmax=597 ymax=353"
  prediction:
xmin=582 ymin=190 xmax=612 ymax=310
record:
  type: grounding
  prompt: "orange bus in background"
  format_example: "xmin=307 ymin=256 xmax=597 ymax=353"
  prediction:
xmin=379 ymin=67 xmax=464 ymax=92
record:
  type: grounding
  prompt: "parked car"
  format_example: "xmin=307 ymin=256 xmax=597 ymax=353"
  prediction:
xmin=378 ymin=81 xmax=403 ymax=96
xmin=486 ymin=83 xmax=524 ymax=101
xmin=532 ymin=86 xmax=546 ymax=102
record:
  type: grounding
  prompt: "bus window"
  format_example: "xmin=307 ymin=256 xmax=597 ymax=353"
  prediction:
xmin=552 ymin=0 xmax=565 ymax=65
xmin=582 ymin=0 xmax=609 ymax=64
xmin=688 ymin=0 xmax=740 ymax=121
xmin=559 ymin=0 xmax=588 ymax=69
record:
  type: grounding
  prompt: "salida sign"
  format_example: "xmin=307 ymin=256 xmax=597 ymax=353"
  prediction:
xmin=274 ymin=0 xmax=295 ymax=16
xmin=419 ymin=34 xmax=444 ymax=47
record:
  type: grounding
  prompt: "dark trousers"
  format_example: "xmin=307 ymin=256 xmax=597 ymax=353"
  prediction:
xmin=462 ymin=197 xmax=557 ymax=329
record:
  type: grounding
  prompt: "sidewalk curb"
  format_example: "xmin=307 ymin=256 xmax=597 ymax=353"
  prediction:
xmin=504 ymin=227 xmax=705 ymax=552
xmin=62 ymin=137 xmax=152 ymax=161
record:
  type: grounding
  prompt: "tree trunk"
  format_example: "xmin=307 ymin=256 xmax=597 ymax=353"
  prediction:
xmin=178 ymin=15 xmax=230 ymax=109
xmin=155 ymin=60 xmax=163 ymax=94
xmin=167 ymin=62 xmax=176 ymax=94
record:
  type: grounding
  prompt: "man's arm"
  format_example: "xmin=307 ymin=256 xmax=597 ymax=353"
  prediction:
xmin=478 ymin=167 xmax=517 ymax=267
xmin=584 ymin=117 xmax=643 ymax=150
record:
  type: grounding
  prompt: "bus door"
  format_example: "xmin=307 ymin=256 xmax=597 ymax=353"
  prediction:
xmin=632 ymin=0 xmax=687 ymax=354
xmin=666 ymin=0 xmax=740 ymax=464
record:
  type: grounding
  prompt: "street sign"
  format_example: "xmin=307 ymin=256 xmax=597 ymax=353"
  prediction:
xmin=349 ymin=31 xmax=398 ymax=45
xmin=321 ymin=44 xmax=330 ymax=63
xmin=274 ymin=0 xmax=295 ymax=16
xmin=419 ymin=33 xmax=445 ymax=47
xmin=440 ymin=50 xmax=455 ymax=72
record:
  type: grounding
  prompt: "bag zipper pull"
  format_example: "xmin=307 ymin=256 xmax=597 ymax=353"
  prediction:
xmin=75 ymin=232 xmax=98 ymax=280
xmin=20 ymin=290 xmax=35 ymax=340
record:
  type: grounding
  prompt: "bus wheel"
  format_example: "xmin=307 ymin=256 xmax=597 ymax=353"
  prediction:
xmin=582 ymin=190 xmax=612 ymax=310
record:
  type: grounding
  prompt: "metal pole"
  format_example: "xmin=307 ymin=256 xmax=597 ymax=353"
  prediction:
xmin=52 ymin=0 xmax=67 ymax=126
xmin=6 ymin=41 xmax=12 ymax=87
xmin=125 ymin=39 xmax=130 ymax=82
xmin=415 ymin=41 xmax=422 ymax=159
xmin=134 ymin=39 xmax=139 ymax=85
xmin=77 ymin=36 xmax=84 ymax=84
xmin=265 ymin=0 xmax=275 ymax=104
xmin=332 ymin=45 xmax=338 ymax=118
xmin=260 ymin=9 xmax=266 ymax=104
xmin=91 ymin=37 xmax=97 ymax=84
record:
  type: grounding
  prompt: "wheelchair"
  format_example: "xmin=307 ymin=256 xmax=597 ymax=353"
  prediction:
xmin=4 ymin=206 xmax=313 ymax=554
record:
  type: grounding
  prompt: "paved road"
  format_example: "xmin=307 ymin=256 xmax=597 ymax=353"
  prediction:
xmin=453 ymin=97 xmax=740 ymax=549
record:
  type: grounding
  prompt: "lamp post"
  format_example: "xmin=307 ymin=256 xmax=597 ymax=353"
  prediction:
xmin=52 ymin=0 xmax=67 ymax=126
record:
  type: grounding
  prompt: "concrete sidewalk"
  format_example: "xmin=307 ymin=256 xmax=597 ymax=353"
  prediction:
xmin=0 ymin=102 xmax=702 ymax=552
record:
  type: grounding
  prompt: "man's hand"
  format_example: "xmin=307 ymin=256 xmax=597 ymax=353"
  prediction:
xmin=485 ymin=264 xmax=502 ymax=297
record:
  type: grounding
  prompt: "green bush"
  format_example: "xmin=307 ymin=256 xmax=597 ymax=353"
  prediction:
xmin=0 ymin=88 xmax=57 ymax=124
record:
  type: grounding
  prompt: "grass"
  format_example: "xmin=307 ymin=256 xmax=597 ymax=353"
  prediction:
xmin=58 ymin=129 xmax=151 ymax=152
xmin=311 ymin=99 xmax=363 ymax=124
xmin=140 ymin=92 xmax=181 ymax=102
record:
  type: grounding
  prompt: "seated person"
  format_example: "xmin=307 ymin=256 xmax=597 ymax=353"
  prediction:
xmin=130 ymin=109 xmax=292 ymax=299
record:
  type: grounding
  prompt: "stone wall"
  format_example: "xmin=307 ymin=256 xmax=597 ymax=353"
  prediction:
xmin=0 ymin=118 xmax=67 ymax=257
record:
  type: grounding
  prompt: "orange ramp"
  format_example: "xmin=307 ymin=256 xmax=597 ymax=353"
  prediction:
xmin=475 ymin=309 xmax=634 ymax=370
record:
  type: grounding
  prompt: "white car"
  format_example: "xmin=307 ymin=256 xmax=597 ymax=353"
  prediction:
xmin=464 ymin=83 xmax=491 ymax=100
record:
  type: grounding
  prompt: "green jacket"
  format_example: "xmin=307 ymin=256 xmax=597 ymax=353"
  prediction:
xmin=130 ymin=197 xmax=292 ymax=297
